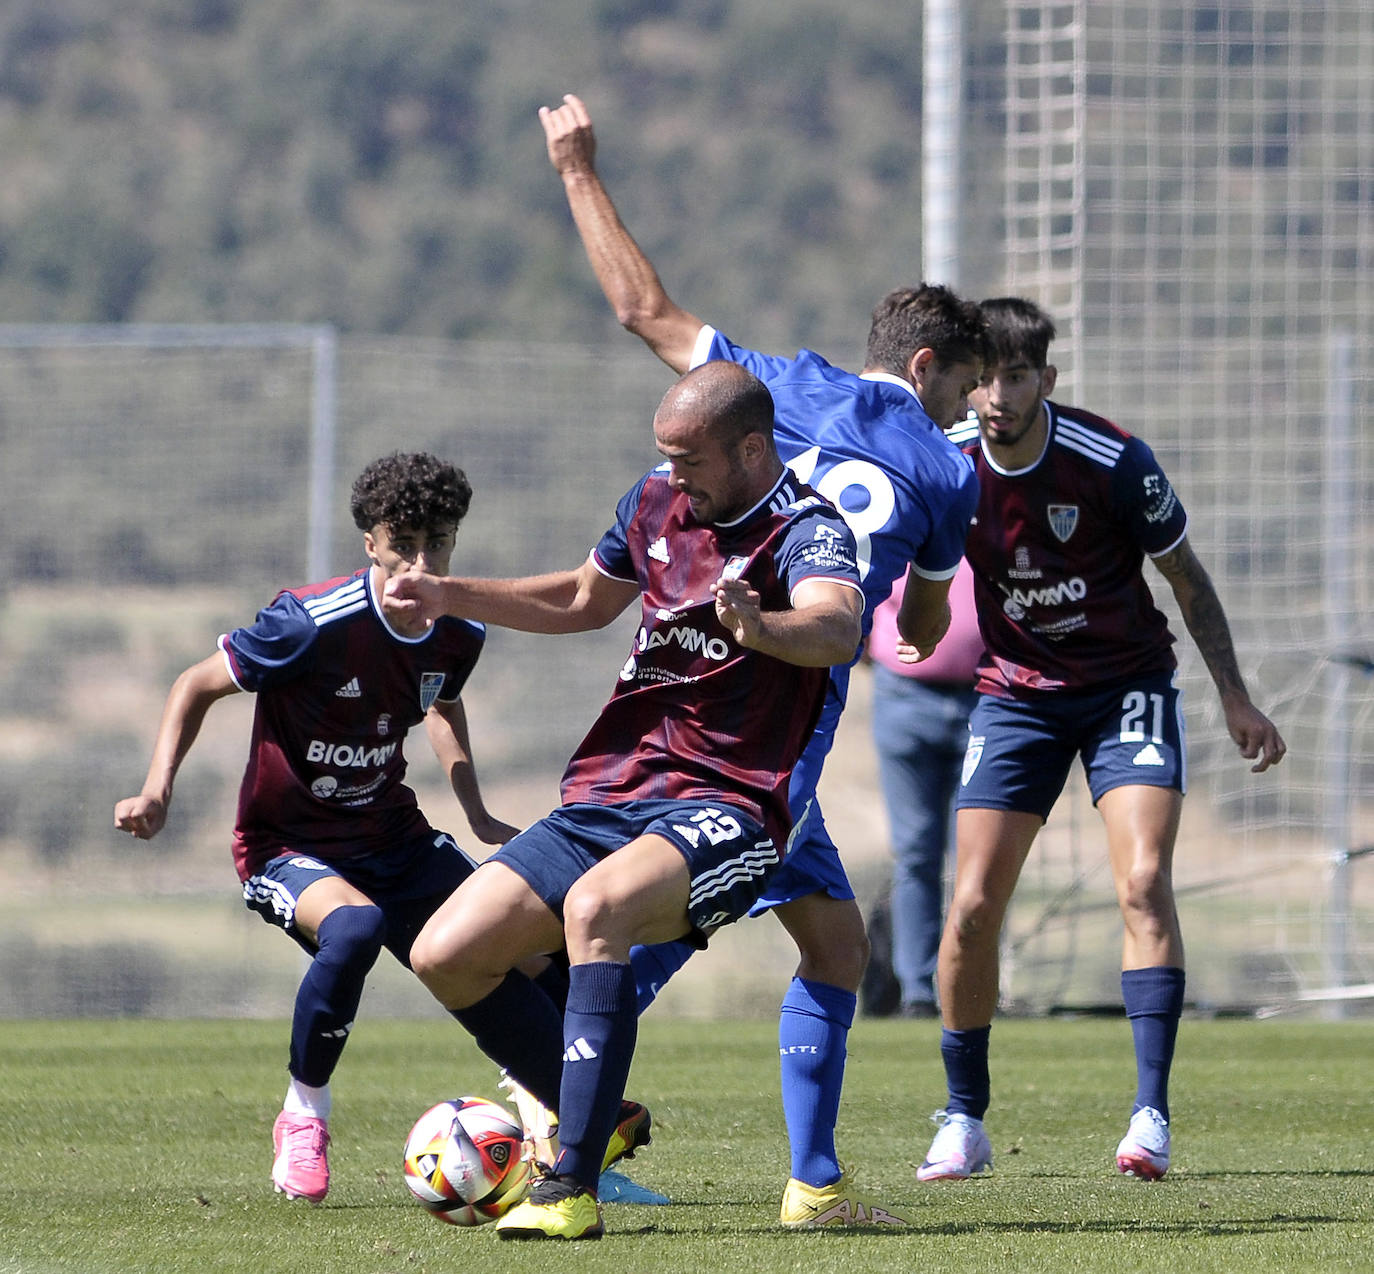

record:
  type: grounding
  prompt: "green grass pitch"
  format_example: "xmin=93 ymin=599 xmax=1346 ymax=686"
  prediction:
xmin=1 ymin=1017 xmax=1370 ymax=1274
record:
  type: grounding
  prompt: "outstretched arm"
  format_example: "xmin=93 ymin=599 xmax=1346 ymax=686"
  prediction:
xmin=540 ymin=93 xmax=704 ymax=373
xmin=114 ymin=653 xmax=241 ymax=838
xmin=426 ymin=697 xmax=520 ymax=846
xmin=1151 ymin=537 xmax=1286 ymax=772
xmin=383 ymin=556 xmax=641 ymax=636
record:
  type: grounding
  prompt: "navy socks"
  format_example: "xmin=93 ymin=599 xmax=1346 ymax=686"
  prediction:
xmin=1122 ymin=965 xmax=1185 ymax=1121
xmin=940 ymin=1025 xmax=992 ymax=1120
xmin=290 ymin=904 xmax=385 ymax=1086
xmin=554 ymin=961 xmax=639 ymax=1190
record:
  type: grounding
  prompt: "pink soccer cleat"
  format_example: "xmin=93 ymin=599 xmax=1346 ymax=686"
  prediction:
xmin=272 ymin=1111 xmax=331 ymax=1202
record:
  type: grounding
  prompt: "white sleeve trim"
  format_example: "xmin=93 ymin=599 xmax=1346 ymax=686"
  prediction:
xmin=1146 ymin=519 xmax=1189 ymax=559
xmin=216 ymin=635 xmax=249 ymax=692
xmin=688 ymin=325 xmax=717 ymax=370
xmin=906 ymin=560 xmax=961 ymax=583
xmin=590 ymin=547 xmax=636 ymax=584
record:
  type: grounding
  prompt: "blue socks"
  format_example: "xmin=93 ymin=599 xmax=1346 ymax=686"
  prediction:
xmin=290 ymin=904 xmax=385 ymax=1086
xmin=940 ymin=1025 xmax=992 ymax=1120
xmin=778 ymin=976 xmax=854 ymax=1187
xmin=1122 ymin=966 xmax=1185 ymax=1121
xmin=630 ymin=940 xmax=694 ymax=1015
xmin=555 ymin=962 xmax=639 ymax=1190
xmin=450 ymin=970 xmax=566 ymax=1110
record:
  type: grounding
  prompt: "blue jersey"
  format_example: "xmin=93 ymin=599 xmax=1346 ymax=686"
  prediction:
xmin=692 ymin=328 xmax=979 ymax=631
xmin=947 ymin=401 xmax=1189 ymax=696
xmin=560 ymin=464 xmax=862 ymax=847
xmin=219 ymin=568 xmax=485 ymax=879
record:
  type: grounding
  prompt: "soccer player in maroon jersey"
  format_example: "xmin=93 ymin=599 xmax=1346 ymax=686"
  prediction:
xmin=384 ymin=362 xmax=866 ymax=1239
xmin=114 ymin=452 xmax=518 ymax=1204
xmin=917 ymin=297 xmax=1286 ymax=1184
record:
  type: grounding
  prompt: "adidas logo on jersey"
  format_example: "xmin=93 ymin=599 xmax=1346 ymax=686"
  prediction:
xmin=1132 ymin=743 xmax=1166 ymax=767
xmin=564 ymin=1037 xmax=598 ymax=1061
xmin=335 ymin=678 xmax=362 ymax=698
xmin=647 ymin=536 xmax=670 ymax=564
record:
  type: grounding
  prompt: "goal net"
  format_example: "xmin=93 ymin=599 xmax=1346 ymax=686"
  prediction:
xmin=957 ymin=0 xmax=1374 ymax=1014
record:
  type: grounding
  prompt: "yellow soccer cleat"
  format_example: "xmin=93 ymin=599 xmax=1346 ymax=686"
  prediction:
xmin=779 ymin=1166 xmax=911 ymax=1228
xmin=600 ymin=1099 xmax=652 ymax=1173
xmin=496 ymin=1173 xmax=604 ymax=1241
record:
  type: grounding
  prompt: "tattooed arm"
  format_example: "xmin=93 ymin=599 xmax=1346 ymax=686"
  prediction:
xmin=1152 ymin=537 xmax=1286 ymax=772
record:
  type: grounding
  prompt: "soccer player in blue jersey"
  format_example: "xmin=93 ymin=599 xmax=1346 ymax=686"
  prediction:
xmin=384 ymin=362 xmax=866 ymax=1239
xmin=538 ymin=92 xmax=985 ymax=1225
xmin=114 ymin=452 xmax=519 ymax=1204
xmin=917 ymin=297 xmax=1286 ymax=1184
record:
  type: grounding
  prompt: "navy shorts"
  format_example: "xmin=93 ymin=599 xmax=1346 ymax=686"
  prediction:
xmin=242 ymin=830 xmax=477 ymax=967
xmin=957 ymin=671 xmax=1186 ymax=820
xmin=492 ymin=799 xmax=778 ymax=944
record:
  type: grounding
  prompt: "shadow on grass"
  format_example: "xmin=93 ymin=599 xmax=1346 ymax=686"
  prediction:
xmin=594 ymin=1213 xmax=1361 ymax=1240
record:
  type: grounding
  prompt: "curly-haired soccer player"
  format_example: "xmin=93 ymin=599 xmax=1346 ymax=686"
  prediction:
xmin=116 ymin=451 xmax=519 ymax=1203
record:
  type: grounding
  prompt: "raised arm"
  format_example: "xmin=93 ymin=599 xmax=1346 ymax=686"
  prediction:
xmin=114 ymin=652 xmax=241 ymax=839
xmin=383 ymin=555 xmax=641 ymax=636
xmin=540 ymin=93 xmax=704 ymax=373
xmin=1151 ymin=536 xmax=1286 ymax=772
xmin=425 ymin=696 xmax=520 ymax=847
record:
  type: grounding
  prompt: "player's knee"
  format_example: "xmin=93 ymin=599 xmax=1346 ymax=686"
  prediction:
xmin=795 ymin=920 xmax=868 ymax=988
xmin=315 ymin=904 xmax=386 ymax=979
xmin=946 ymin=893 xmax=1003 ymax=947
xmin=1119 ymin=864 xmax=1173 ymax=922
xmin=562 ymin=880 xmax=623 ymax=950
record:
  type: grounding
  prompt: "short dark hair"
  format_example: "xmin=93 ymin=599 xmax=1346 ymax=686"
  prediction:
xmin=349 ymin=451 xmax=472 ymax=533
xmin=979 ymin=296 xmax=1057 ymax=370
xmin=663 ymin=361 xmax=776 ymax=452
xmin=864 ymin=284 xmax=989 ymax=377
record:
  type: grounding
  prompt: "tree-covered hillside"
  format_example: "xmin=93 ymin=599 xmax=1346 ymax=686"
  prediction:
xmin=0 ymin=0 xmax=930 ymax=354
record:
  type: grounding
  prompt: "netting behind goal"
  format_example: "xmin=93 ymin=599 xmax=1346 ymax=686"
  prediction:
xmin=960 ymin=0 xmax=1374 ymax=1013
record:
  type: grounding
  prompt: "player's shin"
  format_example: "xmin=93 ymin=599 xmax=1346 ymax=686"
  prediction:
xmin=779 ymin=976 xmax=854 ymax=1186
xmin=450 ymin=970 xmax=566 ymax=1112
xmin=554 ymin=961 xmax=640 ymax=1190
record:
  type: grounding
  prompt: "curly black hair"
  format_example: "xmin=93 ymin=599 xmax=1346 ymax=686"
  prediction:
xmin=349 ymin=452 xmax=473 ymax=533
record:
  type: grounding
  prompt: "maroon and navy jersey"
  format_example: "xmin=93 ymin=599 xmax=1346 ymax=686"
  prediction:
xmin=947 ymin=401 xmax=1189 ymax=697
xmin=218 ymin=567 xmax=485 ymax=880
xmin=559 ymin=466 xmax=862 ymax=847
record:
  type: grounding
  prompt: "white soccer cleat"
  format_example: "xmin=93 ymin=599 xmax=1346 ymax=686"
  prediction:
xmin=916 ymin=1110 xmax=993 ymax=1182
xmin=498 ymin=1069 xmax=560 ymax=1167
xmin=1115 ymin=1105 xmax=1170 ymax=1180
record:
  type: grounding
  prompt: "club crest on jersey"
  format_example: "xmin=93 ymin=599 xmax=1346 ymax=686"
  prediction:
xmin=419 ymin=672 xmax=445 ymax=712
xmin=1047 ymin=504 xmax=1079 ymax=542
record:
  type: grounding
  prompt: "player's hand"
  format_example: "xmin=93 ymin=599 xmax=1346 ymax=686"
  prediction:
xmin=894 ymin=640 xmax=935 ymax=664
xmin=539 ymin=92 xmax=596 ymax=176
xmin=114 ymin=794 xmax=167 ymax=840
xmin=1221 ymin=693 xmax=1287 ymax=773
xmin=469 ymin=812 xmax=521 ymax=847
xmin=712 ymin=576 xmax=763 ymax=647
xmin=382 ymin=572 xmax=439 ymax=630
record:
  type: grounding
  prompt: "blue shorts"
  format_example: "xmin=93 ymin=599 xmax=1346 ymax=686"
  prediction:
xmin=957 ymin=671 xmax=1186 ymax=820
xmin=493 ymin=800 xmax=778 ymax=944
xmin=748 ymin=677 xmax=855 ymax=915
xmin=242 ymin=831 xmax=477 ymax=967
